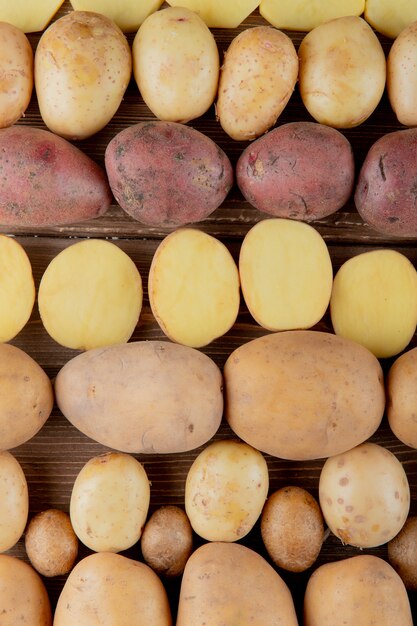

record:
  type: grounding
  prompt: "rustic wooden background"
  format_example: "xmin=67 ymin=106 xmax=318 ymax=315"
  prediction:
xmin=5 ymin=1 xmax=417 ymax=621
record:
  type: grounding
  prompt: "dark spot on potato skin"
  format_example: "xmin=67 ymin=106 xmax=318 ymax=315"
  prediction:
xmin=378 ymin=154 xmax=387 ymax=181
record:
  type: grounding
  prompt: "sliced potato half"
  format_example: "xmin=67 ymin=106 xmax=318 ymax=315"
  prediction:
xmin=0 ymin=0 xmax=64 ymax=32
xmin=166 ymin=0 xmax=260 ymax=28
xmin=260 ymin=0 xmax=364 ymax=31
xmin=69 ymin=0 xmax=164 ymax=32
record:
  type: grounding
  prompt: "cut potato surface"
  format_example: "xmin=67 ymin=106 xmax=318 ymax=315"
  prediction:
xmin=239 ymin=219 xmax=332 ymax=331
xmin=0 ymin=0 xmax=64 ymax=32
xmin=166 ymin=0 xmax=260 ymax=28
xmin=365 ymin=0 xmax=417 ymax=38
xmin=69 ymin=0 xmax=164 ymax=31
xmin=149 ymin=229 xmax=240 ymax=348
xmin=330 ymin=249 xmax=417 ymax=358
xmin=38 ymin=239 xmax=142 ymax=351
xmin=260 ymin=0 xmax=364 ymax=31
xmin=0 ymin=235 xmax=35 ymax=342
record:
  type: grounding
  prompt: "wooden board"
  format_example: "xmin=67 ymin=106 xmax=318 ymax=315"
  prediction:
xmin=5 ymin=2 xmax=417 ymax=620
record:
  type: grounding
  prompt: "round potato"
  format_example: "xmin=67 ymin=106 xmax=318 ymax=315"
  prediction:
xmin=261 ymin=486 xmax=324 ymax=572
xmin=133 ymin=6 xmax=219 ymax=123
xmin=319 ymin=443 xmax=410 ymax=548
xmin=185 ymin=440 xmax=269 ymax=542
xmin=0 ymin=22 xmax=33 ymax=128
xmin=216 ymin=26 xmax=298 ymax=141
xmin=387 ymin=347 xmax=417 ymax=448
xmin=298 ymin=16 xmax=386 ymax=128
xmin=0 ymin=450 xmax=28 ymax=552
xmin=25 ymin=509 xmax=78 ymax=578
xmin=388 ymin=516 xmax=417 ymax=590
xmin=0 ymin=554 xmax=52 ymax=625
xmin=38 ymin=239 xmax=142 ymax=351
xmin=35 ymin=11 xmax=132 ymax=140
xmin=70 ymin=452 xmax=150 ymax=553
xmin=387 ymin=22 xmax=417 ymax=126
xmin=141 ymin=506 xmax=193 ymax=577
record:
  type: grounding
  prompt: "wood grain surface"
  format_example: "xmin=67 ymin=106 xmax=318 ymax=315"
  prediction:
xmin=5 ymin=2 xmax=417 ymax=621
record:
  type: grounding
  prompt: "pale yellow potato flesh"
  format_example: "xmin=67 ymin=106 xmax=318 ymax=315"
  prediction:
xmin=260 ymin=0 xmax=365 ymax=31
xmin=330 ymin=249 xmax=417 ymax=358
xmin=365 ymin=0 xmax=417 ymax=38
xmin=0 ymin=235 xmax=35 ymax=342
xmin=38 ymin=239 xmax=142 ymax=351
xmin=0 ymin=0 xmax=64 ymax=32
xmin=166 ymin=0 xmax=260 ymax=28
xmin=149 ymin=229 xmax=240 ymax=348
xmin=387 ymin=22 xmax=417 ymax=127
xmin=0 ymin=451 xmax=28 ymax=552
xmin=70 ymin=0 xmax=164 ymax=32
xmin=239 ymin=219 xmax=332 ymax=331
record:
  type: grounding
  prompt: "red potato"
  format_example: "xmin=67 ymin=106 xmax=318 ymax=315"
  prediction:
xmin=105 ymin=121 xmax=233 ymax=227
xmin=0 ymin=126 xmax=111 ymax=226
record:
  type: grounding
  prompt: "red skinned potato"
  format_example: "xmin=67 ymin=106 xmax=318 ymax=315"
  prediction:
xmin=0 ymin=126 xmax=111 ymax=226
xmin=236 ymin=122 xmax=354 ymax=220
xmin=105 ymin=121 xmax=233 ymax=227
xmin=355 ymin=128 xmax=417 ymax=236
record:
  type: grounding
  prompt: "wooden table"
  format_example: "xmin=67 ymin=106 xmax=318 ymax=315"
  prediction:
xmin=6 ymin=2 xmax=417 ymax=621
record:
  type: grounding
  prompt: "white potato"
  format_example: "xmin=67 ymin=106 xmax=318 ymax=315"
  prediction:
xmin=387 ymin=22 xmax=417 ymax=126
xmin=365 ymin=0 xmax=417 ymax=38
xmin=0 ymin=0 xmax=63 ymax=32
xmin=0 ymin=23 xmax=33 ymax=128
xmin=260 ymin=0 xmax=365 ymax=31
xmin=69 ymin=0 xmax=164 ymax=32
xmin=0 ymin=451 xmax=28 ymax=552
xmin=166 ymin=0 xmax=260 ymax=27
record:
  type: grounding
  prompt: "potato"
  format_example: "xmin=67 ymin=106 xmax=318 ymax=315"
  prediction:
xmin=387 ymin=22 xmax=417 ymax=126
xmin=355 ymin=129 xmax=417 ymax=236
xmin=177 ymin=542 xmax=298 ymax=626
xmin=54 ymin=552 xmax=172 ymax=626
xmin=149 ymin=229 xmax=240 ymax=347
xmin=38 ymin=239 xmax=143 ymax=351
xmin=0 ymin=23 xmax=32 ymax=128
xmin=330 ymin=249 xmax=417 ymax=358
xmin=216 ymin=26 xmax=298 ymax=141
xmin=304 ymin=554 xmax=413 ymax=625
xmin=236 ymin=122 xmax=355 ymax=220
xmin=387 ymin=347 xmax=417 ymax=448
xmin=0 ymin=451 xmax=28 ymax=552
xmin=0 ymin=0 xmax=63 ymax=32
xmin=55 ymin=341 xmax=223 ymax=453
xmin=298 ymin=16 xmax=386 ymax=128
xmin=0 ymin=344 xmax=53 ymax=451
xmin=0 ymin=554 xmax=52 ymax=625
xmin=365 ymin=0 xmax=417 ymax=38
xmin=0 ymin=126 xmax=111 ymax=226
xmin=239 ymin=219 xmax=332 ymax=331
xmin=319 ymin=443 xmax=410 ymax=548
xmin=388 ymin=516 xmax=417 ymax=590
xmin=260 ymin=0 xmax=365 ymax=31
xmin=35 ymin=11 xmax=132 ymax=140
xmin=69 ymin=0 xmax=164 ymax=32
xmin=70 ymin=452 xmax=150 ymax=553
xmin=25 ymin=509 xmax=78 ymax=577
xmin=260 ymin=486 xmax=324 ymax=572
xmin=0 ymin=235 xmax=35 ymax=342
xmin=224 ymin=331 xmax=385 ymax=461
xmin=185 ymin=440 xmax=269 ymax=542
xmin=166 ymin=0 xmax=260 ymax=28
xmin=105 ymin=121 xmax=233 ymax=227
xmin=141 ymin=506 xmax=193 ymax=577
xmin=133 ymin=7 xmax=219 ymax=123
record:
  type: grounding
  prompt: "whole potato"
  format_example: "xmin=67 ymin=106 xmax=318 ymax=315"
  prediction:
xmin=35 ymin=11 xmax=132 ymax=140
xmin=0 ymin=450 xmax=28 ymax=552
xmin=105 ymin=121 xmax=233 ymax=227
xmin=216 ymin=26 xmax=298 ymax=141
xmin=388 ymin=516 xmax=417 ymax=590
xmin=299 ymin=16 xmax=386 ymax=128
xmin=0 ymin=22 xmax=33 ymax=128
xmin=133 ymin=6 xmax=219 ymax=123
xmin=387 ymin=347 xmax=417 ymax=448
xmin=25 ymin=509 xmax=78 ymax=577
xmin=387 ymin=22 xmax=417 ymax=126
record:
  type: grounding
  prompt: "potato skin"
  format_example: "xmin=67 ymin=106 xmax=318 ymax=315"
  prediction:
xmin=387 ymin=347 xmax=417 ymax=448
xmin=0 ymin=22 xmax=33 ymax=128
xmin=177 ymin=542 xmax=298 ymax=626
xmin=25 ymin=509 xmax=78 ymax=577
xmin=0 ymin=344 xmax=53 ymax=451
xmin=355 ymin=128 xmax=417 ymax=236
xmin=387 ymin=21 xmax=417 ymax=126
xmin=105 ymin=121 xmax=233 ymax=227
xmin=55 ymin=340 xmax=223 ymax=453
xmin=304 ymin=554 xmax=413 ymax=625
xmin=0 ymin=126 xmax=111 ymax=226
xmin=388 ymin=516 xmax=417 ymax=590
xmin=236 ymin=122 xmax=354 ymax=220
xmin=224 ymin=330 xmax=385 ymax=460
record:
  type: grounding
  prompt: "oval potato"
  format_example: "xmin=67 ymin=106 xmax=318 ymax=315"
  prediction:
xmin=387 ymin=21 xmax=417 ymax=126
xmin=387 ymin=347 xmax=417 ymax=448
xmin=0 ymin=22 xmax=33 ymax=128
xmin=0 ymin=451 xmax=28 ymax=552
xmin=388 ymin=516 xmax=417 ymax=590
xmin=224 ymin=330 xmax=385 ymax=460
xmin=55 ymin=341 xmax=223 ymax=454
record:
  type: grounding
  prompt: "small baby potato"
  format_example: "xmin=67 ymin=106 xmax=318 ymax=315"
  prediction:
xmin=38 ymin=239 xmax=142 ymax=351
xmin=141 ymin=506 xmax=193 ymax=577
xmin=365 ymin=0 xmax=417 ymax=38
xmin=388 ymin=516 xmax=417 ymax=589
xmin=319 ymin=443 xmax=410 ymax=548
xmin=261 ymin=486 xmax=324 ymax=572
xmin=69 ymin=0 xmax=163 ymax=32
xmin=330 ymin=249 xmax=417 ymax=358
xmin=260 ymin=0 xmax=365 ymax=31
xmin=149 ymin=229 xmax=240 ymax=348
xmin=0 ymin=23 xmax=33 ymax=128
xmin=25 ymin=509 xmax=78 ymax=577
xmin=185 ymin=440 xmax=269 ymax=542
xmin=387 ymin=22 xmax=417 ymax=126
xmin=0 ymin=235 xmax=35 ymax=342
xmin=0 ymin=451 xmax=28 ymax=552
xmin=239 ymin=219 xmax=333 ymax=331
xmin=387 ymin=347 xmax=417 ymax=448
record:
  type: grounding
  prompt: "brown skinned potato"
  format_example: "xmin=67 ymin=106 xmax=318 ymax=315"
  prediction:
xmin=25 ymin=509 xmax=78 ymax=577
